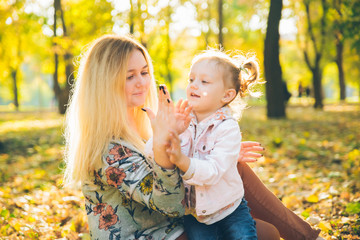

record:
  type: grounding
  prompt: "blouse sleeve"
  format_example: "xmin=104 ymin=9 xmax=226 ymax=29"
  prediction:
xmin=100 ymin=141 xmax=185 ymax=217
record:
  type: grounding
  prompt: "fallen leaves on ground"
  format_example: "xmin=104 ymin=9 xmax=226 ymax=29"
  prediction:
xmin=0 ymin=105 xmax=359 ymax=239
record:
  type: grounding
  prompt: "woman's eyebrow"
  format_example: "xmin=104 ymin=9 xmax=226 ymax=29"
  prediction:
xmin=127 ymin=64 xmax=148 ymax=72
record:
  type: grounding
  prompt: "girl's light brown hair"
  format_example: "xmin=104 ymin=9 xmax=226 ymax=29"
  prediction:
xmin=191 ymin=49 xmax=262 ymax=99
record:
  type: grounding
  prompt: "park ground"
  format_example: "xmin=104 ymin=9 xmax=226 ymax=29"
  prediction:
xmin=0 ymin=104 xmax=359 ymax=239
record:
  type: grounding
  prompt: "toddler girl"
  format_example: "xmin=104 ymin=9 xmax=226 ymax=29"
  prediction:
xmin=166 ymin=49 xmax=261 ymax=240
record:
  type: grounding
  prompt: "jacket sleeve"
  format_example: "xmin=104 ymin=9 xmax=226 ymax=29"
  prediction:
xmin=183 ymin=119 xmax=242 ymax=186
xmin=101 ymin=141 xmax=185 ymax=217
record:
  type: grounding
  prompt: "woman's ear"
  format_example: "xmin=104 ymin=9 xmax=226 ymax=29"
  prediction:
xmin=222 ymin=89 xmax=236 ymax=104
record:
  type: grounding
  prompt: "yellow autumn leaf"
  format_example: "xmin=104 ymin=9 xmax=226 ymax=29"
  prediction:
xmin=13 ymin=222 xmax=22 ymax=231
xmin=282 ymin=195 xmax=301 ymax=209
xmin=318 ymin=221 xmax=332 ymax=232
xmin=306 ymin=194 xmax=319 ymax=203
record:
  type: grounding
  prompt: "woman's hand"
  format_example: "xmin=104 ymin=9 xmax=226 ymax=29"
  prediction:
xmin=143 ymin=85 xmax=176 ymax=168
xmin=174 ymin=99 xmax=192 ymax=134
xmin=238 ymin=141 xmax=264 ymax=162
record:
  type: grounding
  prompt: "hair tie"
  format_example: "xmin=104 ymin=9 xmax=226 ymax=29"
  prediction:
xmin=239 ymin=65 xmax=249 ymax=75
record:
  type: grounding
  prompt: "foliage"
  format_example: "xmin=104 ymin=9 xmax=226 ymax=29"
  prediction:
xmin=1 ymin=0 xmax=360 ymax=110
xmin=240 ymin=104 xmax=360 ymax=239
xmin=0 ymin=105 xmax=359 ymax=239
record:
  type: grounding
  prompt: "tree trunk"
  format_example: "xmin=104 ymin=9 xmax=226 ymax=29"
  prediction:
xmin=59 ymin=2 xmax=73 ymax=114
xmin=336 ymin=38 xmax=346 ymax=101
xmin=303 ymin=0 xmax=327 ymax=109
xmin=265 ymin=0 xmax=285 ymax=118
xmin=11 ymin=69 xmax=19 ymax=111
xmin=334 ymin=0 xmax=346 ymax=101
xmin=312 ymin=64 xmax=324 ymax=109
xmin=129 ymin=0 xmax=134 ymax=34
xmin=138 ymin=0 xmax=146 ymax=47
xmin=52 ymin=0 xmax=73 ymax=114
xmin=218 ymin=0 xmax=223 ymax=46
xmin=53 ymin=0 xmax=61 ymax=110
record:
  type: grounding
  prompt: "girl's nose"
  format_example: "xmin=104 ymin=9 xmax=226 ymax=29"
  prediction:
xmin=190 ymin=84 xmax=198 ymax=90
xmin=189 ymin=81 xmax=198 ymax=89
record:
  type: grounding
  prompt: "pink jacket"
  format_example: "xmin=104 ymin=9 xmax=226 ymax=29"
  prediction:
xmin=181 ymin=107 xmax=244 ymax=216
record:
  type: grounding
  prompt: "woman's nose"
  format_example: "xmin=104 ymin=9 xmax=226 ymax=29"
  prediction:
xmin=135 ymin=75 xmax=145 ymax=87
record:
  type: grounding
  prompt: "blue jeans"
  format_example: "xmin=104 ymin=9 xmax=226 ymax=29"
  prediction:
xmin=184 ymin=199 xmax=257 ymax=240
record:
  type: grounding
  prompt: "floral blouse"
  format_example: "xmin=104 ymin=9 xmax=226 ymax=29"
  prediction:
xmin=82 ymin=139 xmax=185 ymax=240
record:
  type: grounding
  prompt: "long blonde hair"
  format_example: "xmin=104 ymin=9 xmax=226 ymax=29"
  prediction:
xmin=64 ymin=35 xmax=158 ymax=187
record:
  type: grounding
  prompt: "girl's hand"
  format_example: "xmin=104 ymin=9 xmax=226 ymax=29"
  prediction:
xmin=166 ymin=130 xmax=182 ymax=164
xmin=174 ymin=99 xmax=192 ymax=134
xmin=166 ymin=130 xmax=190 ymax=172
xmin=238 ymin=141 xmax=264 ymax=162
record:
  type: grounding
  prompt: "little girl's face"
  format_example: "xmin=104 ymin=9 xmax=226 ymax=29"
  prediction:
xmin=186 ymin=59 xmax=227 ymax=119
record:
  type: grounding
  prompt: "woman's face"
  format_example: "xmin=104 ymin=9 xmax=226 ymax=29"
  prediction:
xmin=125 ymin=49 xmax=151 ymax=109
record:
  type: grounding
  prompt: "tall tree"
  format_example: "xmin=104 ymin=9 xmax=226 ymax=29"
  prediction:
xmin=52 ymin=0 xmax=75 ymax=114
xmin=333 ymin=0 xmax=346 ymax=101
xmin=342 ymin=0 xmax=360 ymax=101
xmin=53 ymin=0 xmax=60 ymax=112
xmin=137 ymin=0 xmax=147 ymax=47
xmin=264 ymin=0 xmax=285 ymax=118
xmin=218 ymin=0 xmax=223 ymax=46
xmin=129 ymin=0 xmax=135 ymax=34
xmin=9 ymin=32 xmax=21 ymax=111
xmin=0 ymin=1 xmax=28 ymax=111
xmin=302 ymin=0 xmax=328 ymax=109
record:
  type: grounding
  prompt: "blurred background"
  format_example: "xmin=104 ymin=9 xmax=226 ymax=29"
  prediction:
xmin=0 ymin=0 xmax=359 ymax=239
xmin=0 ymin=0 xmax=359 ymax=115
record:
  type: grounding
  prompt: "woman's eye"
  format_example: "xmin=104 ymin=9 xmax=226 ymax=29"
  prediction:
xmin=141 ymin=71 xmax=149 ymax=76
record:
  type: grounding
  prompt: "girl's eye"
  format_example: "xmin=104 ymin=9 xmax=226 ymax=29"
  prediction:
xmin=202 ymin=80 xmax=208 ymax=84
xmin=127 ymin=75 xmax=134 ymax=80
xmin=188 ymin=78 xmax=194 ymax=83
xmin=141 ymin=71 xmax=149 ymax=76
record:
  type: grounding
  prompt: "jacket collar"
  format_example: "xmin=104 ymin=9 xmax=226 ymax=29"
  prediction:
xmin=190 ymin=106 xmax=233 ymax=128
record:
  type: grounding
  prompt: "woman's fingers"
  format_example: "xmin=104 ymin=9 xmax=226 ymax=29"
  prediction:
xmin=243 ymin=152 xmax=263 ymax=158
xmin=159 ymin=84 xmax=171 ymax=103
xmin=142 ymin=107 xmax=155 ymax=123
xmin=242 ymin=146 xmax=265 ymax=153
xmin=241 ymin=141 xmax=261 ymax=148
xmin=240 ymin=157 xmax=258 ymax=163
xmin=238 ymin=141 xmax=265 ymax=163
xmin=158 ymin=84 xmax=167 ymax=106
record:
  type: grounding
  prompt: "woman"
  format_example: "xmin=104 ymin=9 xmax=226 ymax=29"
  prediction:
xmin=64 ymin=34 xmax=321 ymax=239
xmin=64 ymin=35 xmax=187 ymax=239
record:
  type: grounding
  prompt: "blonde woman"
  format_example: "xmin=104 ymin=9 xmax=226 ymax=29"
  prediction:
xmin=64 ymin=35 xmax=188 ymax=239
xmin=64 ymin=34 xmax=321 ymax=240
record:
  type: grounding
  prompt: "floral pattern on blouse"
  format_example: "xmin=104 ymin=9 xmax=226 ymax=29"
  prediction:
xmin=82 ymin=140 xmax=185 ymax=240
